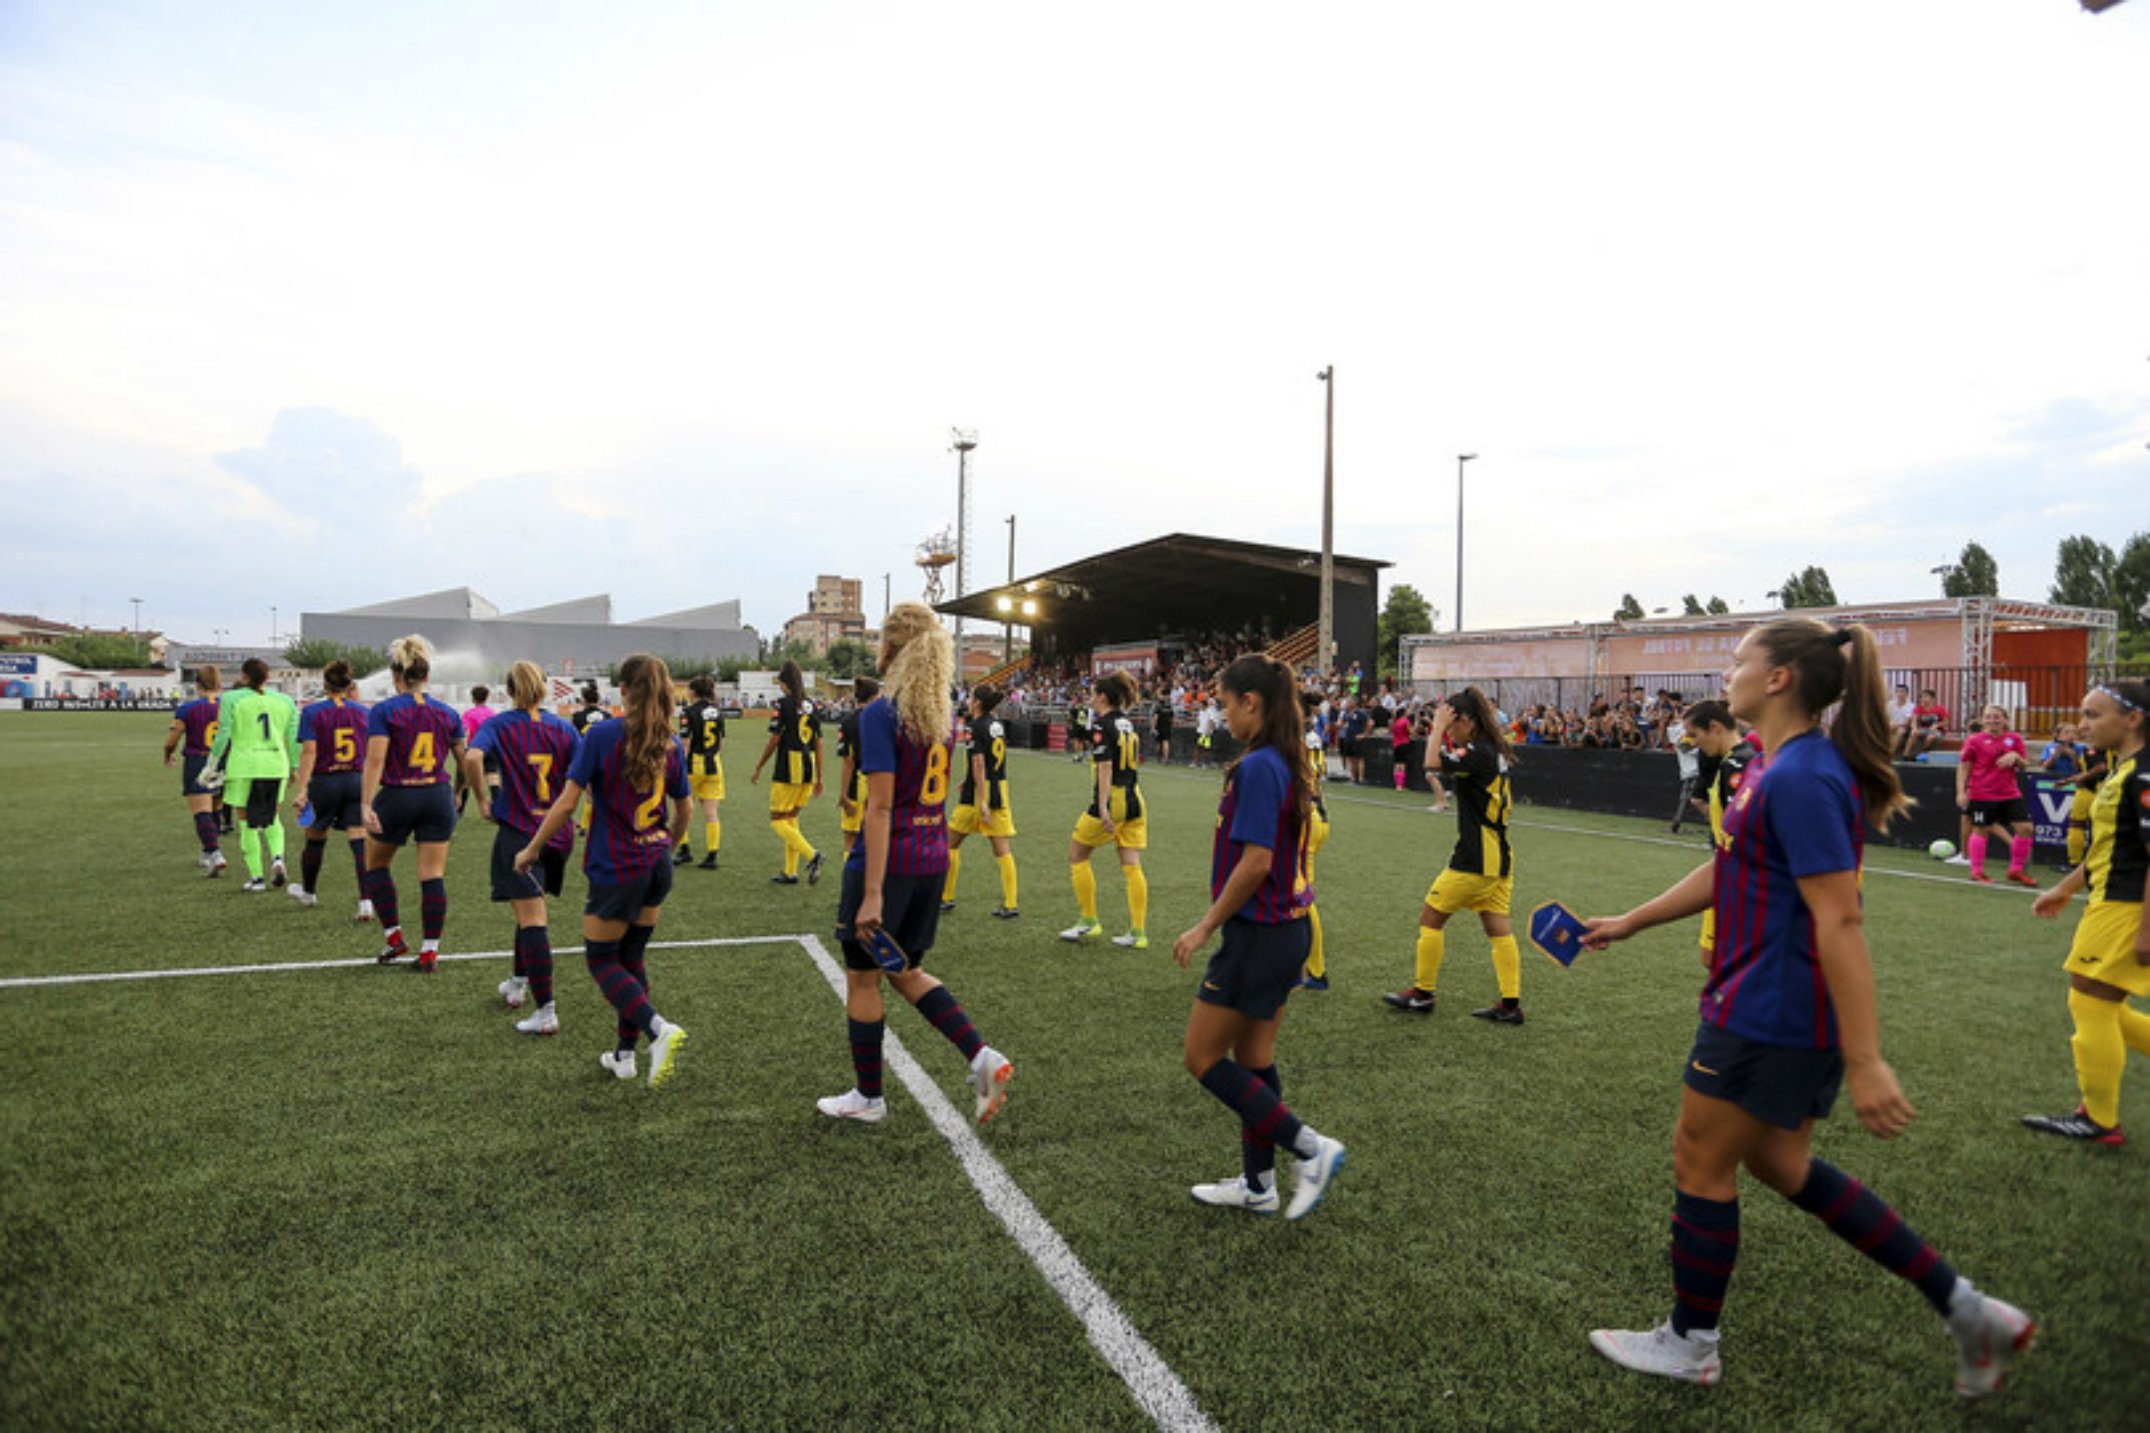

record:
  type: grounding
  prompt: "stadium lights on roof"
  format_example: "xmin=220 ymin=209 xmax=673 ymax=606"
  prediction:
xmin=2080 ymin=0 xmax=2127 ymax=12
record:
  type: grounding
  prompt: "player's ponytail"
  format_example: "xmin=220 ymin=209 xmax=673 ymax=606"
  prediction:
xmin=853 ymin=675 xmax=881 ymax=704
xmin=1450 ymin=686 xmax=1514 ymax=764
xmin=1752 ymin=617 xmax=1909 ymax=831
xmin=689 ymin=674 xmax=716 ymax=701
xmin=505 ymin=660 xmax=546 ymax=712
xmin=323 ymin=660 xmax=353 ymax=693
xmin=616 ymin=653 xmax=675 ymax=792
xmin=1221 ymin=655 xmax=1312 ymax=824
xmin=1096 ymin=671 xmax=1137 ymax=711
xmin=389 ymin=635 xmax=432 ymax=684
xmin=778 ymin=661 xmax=806 ymax=703
xmin=196 ymin=665 xmax=221 ymax=692
xmin=879 ymin=601 xmax=954 ymax=746
xmin=972 ymin=683 xmax=1004 ymax=716
xmin=240 ymin=657 xmax=269 ymax=690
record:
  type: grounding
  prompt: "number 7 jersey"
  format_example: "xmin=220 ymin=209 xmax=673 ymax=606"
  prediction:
xmin=470 ymin=708 xmax=581 ymax=851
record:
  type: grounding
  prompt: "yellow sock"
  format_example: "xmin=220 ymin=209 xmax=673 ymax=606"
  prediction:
xmin=1071 ymin=860 xmax=1098 ymax=920
xmin=945 ymin=845 xmax=963 ymax=901
xmin=997 ymin=851 xmax=1019 ymax=909
xmin=794 ymin=819 xmax=817 ymax=865
xmin=1124 ymin=864 xmax=1149 ymax=932
xmin=1491 ymin=935 xmax=1521 ymax=1000
xmin=2120 ymin=1003 xmax=2150 ymax=1058
xmin=1305 ymin=905 xmax=1326 ymax=979
xmin=705 ymin=818 xmax=721 ymax=853
xmin=774 ymin=819 xmax=800 ymax=876
xmin=2070 ymin=988 xmax=2127 ymax=1129
xmin=1414 ymin=926 xmax=1445 ymax=993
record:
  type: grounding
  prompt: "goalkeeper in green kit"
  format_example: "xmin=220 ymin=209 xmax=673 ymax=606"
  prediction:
xmin=204 ymin=657 xmax=301 ymax=892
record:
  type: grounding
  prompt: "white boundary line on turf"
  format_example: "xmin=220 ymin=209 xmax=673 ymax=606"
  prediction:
xmin=794 ymin=933 xmax=1215 ymax=1433
xmin=0 ymin=928 xmax=1218 ymax=1433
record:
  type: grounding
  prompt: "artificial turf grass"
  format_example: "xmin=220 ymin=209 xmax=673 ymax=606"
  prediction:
xmin=2 ymin=715 xmax=2145 ymax=1429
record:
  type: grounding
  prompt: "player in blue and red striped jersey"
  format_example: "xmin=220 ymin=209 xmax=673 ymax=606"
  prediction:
xmin=287 ymin=660 xmax=372 ymax=918
xmin=815 ymin=603 xmax=1013 ymax=1127
xmin=1581 ymin=618 xmax=2033 ymax=1400
xmin=517 ymin=652 xmax=691 ymax=1087
xmin=1171 ymin=656 xmax=1346 ymax=1221
xmin=162 ymin=665 xmax=227 ymax=876
xmin=465 ymin=660 xmax=580 ymax=1037
xmin=360 ymin=635 xmax=465 ymax=972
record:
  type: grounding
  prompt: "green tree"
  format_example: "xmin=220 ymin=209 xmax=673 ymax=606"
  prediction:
xmin=2114 ymin=531 xmax=2150 ymax=634
xmin=1376 ymin=583 xmax=1435 ymax=676
xmin=715 ymin=655 xmax=752 ymax=683
xmin=1681 ymin=594 xmax=1705 ymax=616
xmin=603 ymin=655 xmax=716 ymax=684
xmin=2049 ymin=535 xmax=2117 ymax=610
xmin=282 ymin=639 xmax=387 ymax=677
xmin=1942 ymin=541 xmax=1999 ymax=597
xmin=1705 ymin=596 xmax=1731 ymax=615
xmin=1778 ymin=567 xmax=1838 ymax=608
xmin=1614 ymin=593 xmax=1645 ymax=621
xmin=40 ymin=633 xmax=154 ymax=669
xmin=823 ymin=638 xmax=876 ymax=681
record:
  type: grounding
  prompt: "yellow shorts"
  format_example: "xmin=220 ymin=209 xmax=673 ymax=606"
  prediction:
xmin=840 ymin=800 xmax=864 ymax=835
xmin=1308 ymin=811 xmax=1330 ymax=858
xmin=689 ymin=756 xmax=725 ymax=802
xmin=1426 ymin=868 xmax=1513 ymax=916
xmin=2065 ymin=900 xmax=2150 ymax=996
xmin=951 ymin=802 xmax=1017 ymax=838
xmin=770 ymin=781 xmax=814 ymax=813
xmin=1072 ymin=791 xmax=1147 ymax=851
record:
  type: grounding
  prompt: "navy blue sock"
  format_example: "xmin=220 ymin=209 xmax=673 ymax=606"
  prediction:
xmin=514 ymin=925 xmax=553 ymax=1005
xmin=1198 ymin=1059 xmax=1307 ymax=1159
xmin=914 ymin=985 xmax=983 ymax=1060
xmin=1241 ymin=1064 xmax=1281 ymax=1191
xmin=1790 ymin=1159 xmax=1958 ymax=1316
xmin=848 ymin=1017 xmax=885 ymax=1099
xmin=1669 ymin=1191 xmax=1740 ymax=1335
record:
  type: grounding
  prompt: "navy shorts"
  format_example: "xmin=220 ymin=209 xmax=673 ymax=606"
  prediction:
xmin=1682 ymin=1022 xmax=1844 ymax=1130
xmin=308 ymin=772 xmax=364 ymax=832
xmin=837 ymin=865 xmax=945 ymax=972
xmin=1967 ymin=798 xmax=2029 ymax=829
xmin=373 ymin=784 xmax=457 ymax=847
xmin=585 ymin=857 xmax=673 ymax=924
xmin=181 ymin=755 xmax=215 ymax=797
xmin=1197 ymin=916 xmax=1312 ymax=1021
xmin=491 ymin=823 xmax=566 ymax=902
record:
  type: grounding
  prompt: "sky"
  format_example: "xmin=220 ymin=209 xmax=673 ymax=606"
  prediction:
xmin=2 ymin=0 xmax=2145 ymax=649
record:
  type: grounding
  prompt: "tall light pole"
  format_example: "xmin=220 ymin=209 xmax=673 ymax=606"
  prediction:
xmin=1003 ymin=513 xmax=1017 ymax=668
xmin=951 ymin=428 xmax=977 ymax=660
xmin=129 ymin=596 xmax=143 ymax=637
xmin=1316 ymin=367 xmax=1335 ymax=674
xmin=270 ymin=605 xmax=278 ymax=647
xmin=882 ymin=573 xmax=891 ymax=623
xmin=1455 ymin=453 xmax=1477 ymax=633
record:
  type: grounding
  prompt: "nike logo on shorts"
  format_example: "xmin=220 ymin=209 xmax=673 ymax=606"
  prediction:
xmin=1691 ymin=1061 xmax=1720 ymax=1076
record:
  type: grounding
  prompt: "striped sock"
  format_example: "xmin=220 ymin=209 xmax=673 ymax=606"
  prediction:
xmin=1241 ymin=1064 xmax=1281 ymax=1191
xmin=420 ymin=878 xmax=447 ymax=944
xmin=300 ymin=839 xmax=324 ymax=894
xmin=1669 ymin=1190 xmax=1740 ymax=1334
xmin=1198 ymin=1059 xmax=1309 ymax=1160
xmin=1789 ymin=1159 xmax=1959 ymax=1316
xmin=348 ymin=838 xmax=367 ymax=890
xmin=618 ymin=925 xmax=655 ymax=1045
xmin=584 ymin=938 xmax=654 ymax=1043
xmin=849 ymin=1017 xmax=885 ymax=1099
xmin=914 ymin=985 xmax=983 ymax=1060
xmin=192 ymin=810 xmax=220 ymax=853
xmin=363 ymin=868 xmax=399 ymax=932
xmin=516 ymin=925 xmax=553 ymax=1005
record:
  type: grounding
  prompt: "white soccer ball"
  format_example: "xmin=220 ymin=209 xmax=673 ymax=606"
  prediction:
xmin=1928 ymin=839 xmax=1957 ymax=861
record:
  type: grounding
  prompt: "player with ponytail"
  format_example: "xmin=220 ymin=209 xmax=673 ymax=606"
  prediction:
xmin=1060 ymin=669 xmax=1152 ymax=947
xmin=288 ymin=660 xmax=371 ymax=917
xmin=1171 ymin=655 xmax=1345 ymax=1220
xmin=942 ymin=682 xmax=1021 ymax=920
xmin=751 ymin=660 xmax=826 ymax=886
xmin=360 ymin=635 xmax=465 ymax=971
xmin=816 ymin=603 xmax=1014 ymax=1127
xmin=163 ymin=664 xmax=227 ymax=874
xmin=1580 ymin=619 xmax=2032 ymax=1399
xmin=518 ymin=653 xmax=692 ymax=1087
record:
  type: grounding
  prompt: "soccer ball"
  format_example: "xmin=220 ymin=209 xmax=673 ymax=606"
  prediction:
xmin=1928 ymin=839 xmax=1957 ymax=861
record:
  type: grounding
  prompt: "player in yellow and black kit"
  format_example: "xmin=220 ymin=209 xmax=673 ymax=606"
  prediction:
xmin=675 ymin=675 xmax=726 ymax=870
xmin=835 ymin=676 xmax=880 ymax=858
xmin=751 ymin=660 xmax=825 ymax=885
xmin=1383 ymin=686 xmax=1523 ymax=1022
xmin=943 ymin=682 xmax=1019 ymax=919
xmin=1682 ymin=699 xmax=1759 ymax=968
xmin=2022 ymin=678 xmax=2150 ymax=1145
xmin=1061 ymin=670 xmax=1151 ymax=948
xmin=1297 ymin=687 xmax=1332 ymax=990
xmin=570 ymin=681 xmax=609 ymax=835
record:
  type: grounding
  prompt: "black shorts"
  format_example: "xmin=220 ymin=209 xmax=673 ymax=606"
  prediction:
xmin=837 ymin=864 xmax=945 ymax=972
xmin=1682 ymin=1023 xmax=1843 ymax=1131
xmin=1339 ymin=737 xmax=1360 ymax=758
xmin=181 ymin=755 xmax=216 ymax=797
xmin=491 ymin=823 xmax=566 ymax=902
xmin=1968 ymin=798 xmax=2029 ymax=829
xmin=308 ymin=772 xmax=364 ymax=832
xmin=239 ymin=778 xmax=282 ymax=827
xmin=585 ymin=857 xmax=672 ymax=924
xmin=373 ymin=784 xmax=457 ymax=847
xmin=1197 ymin=916 xmax=1313 ymax=1022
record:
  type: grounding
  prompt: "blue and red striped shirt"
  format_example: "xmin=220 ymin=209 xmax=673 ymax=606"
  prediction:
xmin=1210 ymin=744 xmax=1312 ymax=923
xmin=471 ymin=708 xmax=580 ymax=851
xmin=175 ymin=698 xmax=219 ymax=757
xmin=299 ymin=696 xmax=371 ymax=774
xmin=847 ymin=696 xmax=950 ymax=877
xmin=366 ymin=692 xmax=463 ymax=787
xmin=1705 ymin=729 xmax=1863 ymax=1049
xmin=567 ymin=719 xmax=688 ymax=883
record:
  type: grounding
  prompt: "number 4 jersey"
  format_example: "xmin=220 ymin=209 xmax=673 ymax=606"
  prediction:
xmin=367 ymin=692 xmax=463 ymax=786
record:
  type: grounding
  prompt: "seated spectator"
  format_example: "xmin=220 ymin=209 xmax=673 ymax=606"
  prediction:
xmin=1897 ymin=688 xmax=1950 ymax=758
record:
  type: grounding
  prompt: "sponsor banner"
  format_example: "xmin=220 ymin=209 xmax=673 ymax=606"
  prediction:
xmin=0 ymin=654 xmax=37 ymax=676
xmin=23 ymin=698 xmax=178 ymax=712
xmin=1092 ymin=644 xmax=1158 ymax=677
xmin=2030 ymin=776 xmax=2074 ymax=850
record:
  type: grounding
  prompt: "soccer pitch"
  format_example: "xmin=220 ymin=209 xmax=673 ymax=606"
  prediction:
xmin=2 ymin=715 xmax=2143 ymax=1430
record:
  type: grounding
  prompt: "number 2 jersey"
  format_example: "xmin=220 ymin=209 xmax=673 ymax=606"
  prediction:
xmin=470 ymin=708 xmax=581 ymax=851
xmin=568 ymin=719 xmax=688 ymax=882
xmin=367 ymin=692 xmax=463 ymax=787
xmin=298 ymin=695 xmax=371 ymax=774
xmin=846 ymin=696 xmax=949 ymax=877
xmin=769 ymin=693 xmax=821 ymax=785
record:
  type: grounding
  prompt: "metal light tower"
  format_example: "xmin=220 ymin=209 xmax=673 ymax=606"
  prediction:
xmin=1455 ymin=454 xmax=1477 ymax=632
xmin=129 ymin=597 xmax=143 ymax=638
xmin=951 ymin=428 xmax=977 ymax=654
xmin=1316 ymin=368 xmax=1335 ymax=673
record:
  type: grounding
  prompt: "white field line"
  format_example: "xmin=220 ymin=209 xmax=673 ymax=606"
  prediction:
xmin=797 ymin=933 xmax=1215 ymax=1433
xmin=0 ymin=928 xmax=1217 ymax=1433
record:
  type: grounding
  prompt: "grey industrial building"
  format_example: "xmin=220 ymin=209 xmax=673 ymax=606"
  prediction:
xmin=298 ymin=588 xmax=758 ymax=678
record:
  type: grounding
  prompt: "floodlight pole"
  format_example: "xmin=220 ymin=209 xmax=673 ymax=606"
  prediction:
xmin=952 ymin=429 xmax=977 ymax=660
xmin=1317 ymin=367 xmax=1335 ymax=675
xmin=1004 ymin=514 xmax=1017 ymax=668
xmin=1455 ymin=454 xmax=1477 ymax=632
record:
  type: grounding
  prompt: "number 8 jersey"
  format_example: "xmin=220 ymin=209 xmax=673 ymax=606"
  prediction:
xmin=849 ymin=695 xmax=950 ymax=876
